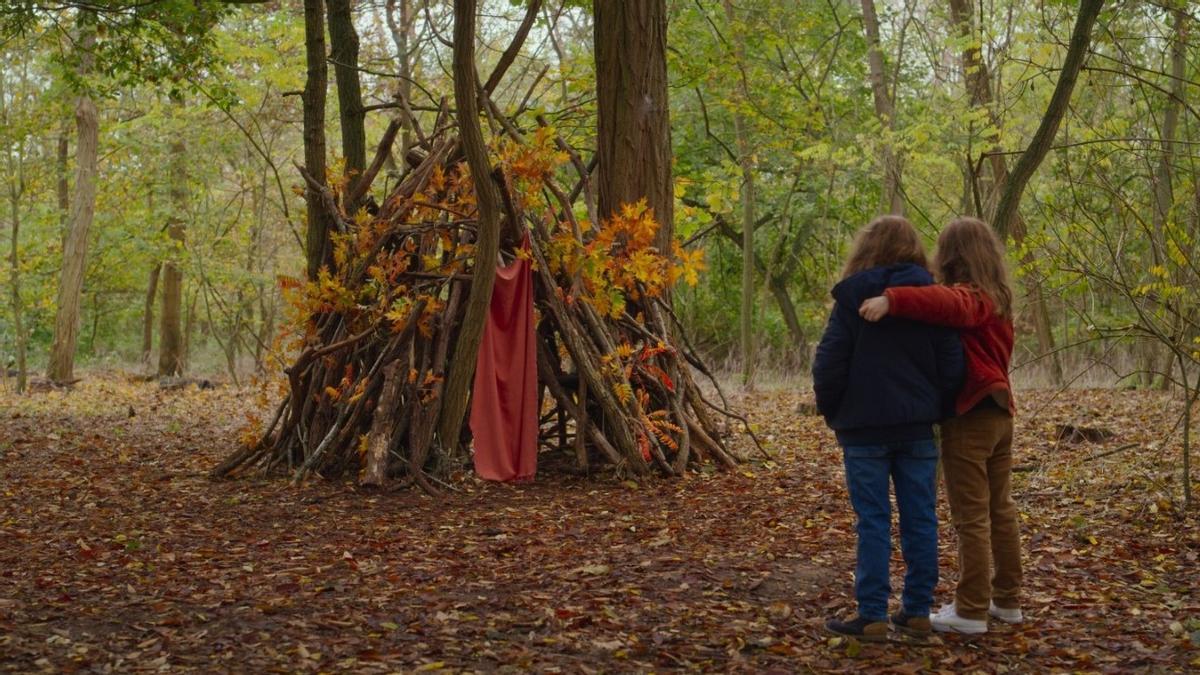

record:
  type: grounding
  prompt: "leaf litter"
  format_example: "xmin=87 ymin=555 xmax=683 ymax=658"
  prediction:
xmin=0 ymin=377 xmax=1195 ymax=672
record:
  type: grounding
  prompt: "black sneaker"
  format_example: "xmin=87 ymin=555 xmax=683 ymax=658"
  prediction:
xmin=825 ymin=615 xmax=889 ymax=642
xmin=891 ymin=611 xmax=932 ymax=638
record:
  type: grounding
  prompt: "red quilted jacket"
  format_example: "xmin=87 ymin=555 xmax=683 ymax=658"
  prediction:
xmin=883 ymin=284 xmax=1015 ymax=416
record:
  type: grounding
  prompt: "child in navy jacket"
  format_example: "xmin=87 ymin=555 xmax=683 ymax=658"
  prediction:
xmin=812 ymin=216 xmax=964 ymax=641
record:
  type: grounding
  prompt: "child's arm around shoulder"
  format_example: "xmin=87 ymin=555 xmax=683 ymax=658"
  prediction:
xmin=882 ymin=284 xmax=995 ymax=328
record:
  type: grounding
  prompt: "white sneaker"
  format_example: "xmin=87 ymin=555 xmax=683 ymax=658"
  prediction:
xmin=929 ymin=603 xmax=988 ymax=634
xmin=989 ymin=601 xmax=1023 ymax=624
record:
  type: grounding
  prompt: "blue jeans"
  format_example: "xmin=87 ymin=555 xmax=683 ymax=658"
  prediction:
xmin=842 ymin=439 xmax=939 ymax=621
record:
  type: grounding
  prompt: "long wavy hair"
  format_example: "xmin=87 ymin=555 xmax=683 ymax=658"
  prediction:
xmin=933 ymin=217 xmax=1013 ymax=317
xmin=841 ymin=215 xmax=929 ymax=279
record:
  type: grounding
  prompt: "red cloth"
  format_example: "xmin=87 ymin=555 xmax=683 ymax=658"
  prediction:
xmin=469 ymin=245 xmax=538 ymax=481
xmin=885 ymin=284 xmax=1016 ymax=416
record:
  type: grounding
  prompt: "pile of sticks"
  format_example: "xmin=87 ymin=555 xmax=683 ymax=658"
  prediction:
xmin=212 ymin=102 xmax=759 ymax=493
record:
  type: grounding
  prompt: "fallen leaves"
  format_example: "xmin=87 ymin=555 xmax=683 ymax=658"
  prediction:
xmin=0 ymin=379 xmax=1195 ymax=672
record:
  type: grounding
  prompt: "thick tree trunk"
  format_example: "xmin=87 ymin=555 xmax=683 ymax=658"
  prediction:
xmin=593 ymin=0 xmax=673 ymax=248
xmin=435 ymin=0 xmax=504 ymax=453
xmin=142 ymin=262 xmax=160 ymax=367
xmin=303 ymin=0 xmax=333 ymax=280
xmin=158 ymin=133 xmax=186 ymax=377
xmin=327 ymin=0 xmax=366 ymax=207
xmin=47 ymin=16 xmax=99 ymax=384
xmin=56 ymin=130 xmax=69 ymax=236
xmin=860 ymin=0 xmax=904 ymax=215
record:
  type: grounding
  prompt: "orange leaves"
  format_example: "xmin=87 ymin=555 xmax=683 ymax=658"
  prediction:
xmin=416 ymin=296 xmax=446 ymax=338
xmin=547 ymin=199 xmax=705 ymax=320
xmin=498 ymin=125 xmax=569 ymax=186
xmin=612 ymin=381 xmax=634 ymax=406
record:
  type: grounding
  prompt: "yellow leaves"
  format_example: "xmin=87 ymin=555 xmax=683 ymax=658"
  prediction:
xmin=673 ymin=244 xmax=706 ymax=287
xmin=385 ymin=298 xmax=412 ymax=332
xmin=613 ymin=382 xmax=633 ymax=406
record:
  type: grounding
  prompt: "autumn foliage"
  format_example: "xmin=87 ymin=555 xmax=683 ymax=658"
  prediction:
xmin=214 ymin=115 xmax=743 ymax=490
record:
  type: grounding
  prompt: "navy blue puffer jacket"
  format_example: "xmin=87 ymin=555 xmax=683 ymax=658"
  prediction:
xmin=811 ymin=264 xmax=964 ymax=446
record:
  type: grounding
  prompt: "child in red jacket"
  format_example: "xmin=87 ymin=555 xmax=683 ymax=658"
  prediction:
xmin=859 ymin=217 xmax=1024 ymax=635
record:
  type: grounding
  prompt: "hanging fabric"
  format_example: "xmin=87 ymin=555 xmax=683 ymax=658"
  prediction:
xmin=469 ymin=237 xmax=538 ymax=481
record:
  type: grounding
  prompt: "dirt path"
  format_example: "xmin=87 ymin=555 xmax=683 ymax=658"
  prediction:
xmin=0 ymin=378 xmax=1195 ymax=672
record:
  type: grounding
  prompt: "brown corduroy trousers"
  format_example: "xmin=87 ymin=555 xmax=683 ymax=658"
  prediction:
xmin=940 ymin=404 xmax=1023 ymax=620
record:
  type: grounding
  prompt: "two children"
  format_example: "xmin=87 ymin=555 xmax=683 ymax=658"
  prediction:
xmin=815 ymin=215 xmax=1023 ymax=639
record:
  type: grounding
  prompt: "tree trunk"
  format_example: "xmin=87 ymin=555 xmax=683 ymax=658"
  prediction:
xmin=385 ymin=0 xmax=416 ymax=160
xmin=47 ymin=15 xmax=99 ymax=384
xmin=1148 ymin=9 xmax=1188 ymax=390
xmin=7 ymin=159 xmax=27 ymax=394
xmin=142 ymin=262 xmax=160 ymax=367
xmin=949 ymin=0 xmax=1069 ymax=385
xmin=593 ymin=0 xmax=673 ymax=248
xmin=767 ymin=276 xmax=806 ymax=357
xmin=723 ymin=0 xmax=756 ymax=389
xmin=158 ymin=132 xmax=186 ymax=377
xmin=860 ymin=0 xmax=904 ymax=215
xmin=992 ymin=0 xmax=1104 ymax=239
xmin=57 ymin=129 xmax=69 ymax=238
xmin=435 ymin=0 xmax=504 ymax=453
xmin=303 ymin=0 xmax=333 ymax=280
xmin=327 ymin=0 xmax=366 ymax=208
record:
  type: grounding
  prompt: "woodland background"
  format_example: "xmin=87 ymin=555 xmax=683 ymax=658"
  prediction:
xmin=3 ymin=0 xmax=1199 ymax=393
xmin=1 ymin=0 xmax=1199 ymax=671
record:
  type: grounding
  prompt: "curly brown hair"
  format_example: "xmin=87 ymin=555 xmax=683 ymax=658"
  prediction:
xmin=841 ymin=215 xmax=929 ymax=279
xmin=933 ymin=217 xmax=1013 ymax=317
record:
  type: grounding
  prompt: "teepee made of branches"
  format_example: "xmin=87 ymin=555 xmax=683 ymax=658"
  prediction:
xmin=212 ymin=103 xmax=759 ymax=493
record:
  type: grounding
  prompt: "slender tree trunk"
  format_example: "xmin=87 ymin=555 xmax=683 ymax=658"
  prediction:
xmin=436 ymin=0 xmax=504 ymax=453
xmin=950 ymin=0 xmax=1068 ymax=385
xmin=47 ymin=15 xmax=99 ymax=384
xmin=723 ymin=0 xmax=756 ymax=389
xmin=594 ymin=0 xmax=673 ymax=248
xmin=860 ymin=0 xmax=904 ymax=215
xmin=1148 ymin=9 xmax=1188 ymax=390
xmin=327 ymin=0 xmax=367 ymax=208
xmin=993 ymin=0 xmax=1104 ymax=238
xmin=767 ymin=276 xmax=805 ymax=355
xmin=158 ymin=129 xmax=186 ymax=377
xmin=385 ymin=0 xmax=416 ymax=160
xmin=303 ymin=0 xmax=333 ymax=280
xmin=1 ymin=65 xmax=27 ymax=393
xmin=7 ymin=163 xmax=27 ymax=393
xmin=142 ymin=262 xmax=160 ymax=367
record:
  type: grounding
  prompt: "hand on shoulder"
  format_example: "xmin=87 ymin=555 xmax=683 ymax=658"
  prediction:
xmin=859 ymin=295 xmax=890 ymax=322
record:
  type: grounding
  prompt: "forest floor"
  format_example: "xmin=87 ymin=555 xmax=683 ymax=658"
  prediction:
xmin=0 ymin=375 xmax=1197 ymax=673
